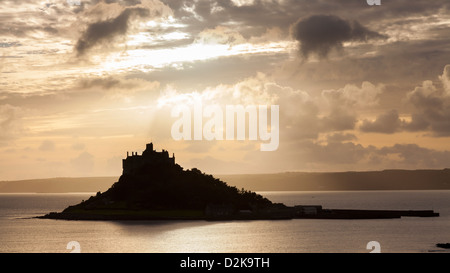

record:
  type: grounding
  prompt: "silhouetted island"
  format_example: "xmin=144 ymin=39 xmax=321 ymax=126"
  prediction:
xmin=40 ymin=143 xmax=290 ymax=220
xmin=39 ymin=143 xmax=439 ymax=221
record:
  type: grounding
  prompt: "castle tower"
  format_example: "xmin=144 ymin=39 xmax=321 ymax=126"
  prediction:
xmin=123 ymin=143 xmax=175 ymax=175
xmin=146 ymin=143 xmax=154 ymax=152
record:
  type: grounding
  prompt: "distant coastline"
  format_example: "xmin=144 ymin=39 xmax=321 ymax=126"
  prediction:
xmin=0 ymin=177 xmax=117 ymax=193
xmin=1 ymin=168 xmax=450 ymax=193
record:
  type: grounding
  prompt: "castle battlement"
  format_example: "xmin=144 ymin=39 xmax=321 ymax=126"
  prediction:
xmin=122 ymin=143 xmax=175 ymax=175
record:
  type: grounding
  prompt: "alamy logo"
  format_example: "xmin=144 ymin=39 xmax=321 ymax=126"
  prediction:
xmin=367 ymin=0 xmax=381 ymax=5
xmin=67 ymin=241 xmax=81 ymax=253
xmin=171 ymin=104 xmax=279 ymax=151
xmin=366 ymin=241 xmax=381 ymax=253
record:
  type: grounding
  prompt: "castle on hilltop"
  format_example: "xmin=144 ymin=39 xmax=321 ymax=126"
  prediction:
xmin=122 ymin=143 xmax=175 ymax=175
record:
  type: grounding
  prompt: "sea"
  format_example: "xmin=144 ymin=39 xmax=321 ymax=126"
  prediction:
xmin=0 ymin=190 xmax=449 ymax=253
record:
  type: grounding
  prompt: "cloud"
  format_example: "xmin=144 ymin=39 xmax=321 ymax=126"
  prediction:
xmin=195 ymin=26 xmax=246 ymax=45
xmin=39 ymin=140 xmax=56 ymax=151
xmin=404 ymin=66 xmax=450 ymax=136
xmin=0 ymin=104 xmax=25 ymax=145
xmin=378 ymin=144 xmax=450 ymax=169
xmin=292 ymin=15 xmax=386 ymax=58
xmin=439 ymin=64 xmax=450 ymax=94
xmin=71 ymin=142 xmax=85 ymax=151
xmin=243 ymin=136 xmax=450 ymax=173
xmin=73 ymin=0 xmax=174 ymax=57
xmin=77 ymin=76 xmax=159 ymax=93
xmin=320 ymin=108 xmax=357 ymax=131
xmin=240 ymin=139 xmax=375 ymax=172
xmin=75 ymin=7 xmax=151 ymax=56
xmin=310 ymin=141 xmax=450 ymax=170
xmin=326 ymin=133 xmax=358 ymax=143
xmin=70 ymin=151 xmax=95 ymax=174
xmin=360 ymin=110 xmax=403 ymax=134
xmin=317 ymin=81 xmax=384 ymax=132
xmin=304 ymin=140 xmax=369 ymax=165
xmin=157 ymin=74 xmax=389 ymax=144
xmin=321 ymin=81 xmax=384 ymax=109
xmin=0 ymin=41 xmax=22 ymax=48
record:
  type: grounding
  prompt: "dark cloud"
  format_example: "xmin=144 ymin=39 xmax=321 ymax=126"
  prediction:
xmin=160 ymin=0 xmax=386 ymax=39
xmin=75 ymin=7 xmax=150 ymax=56
xmin=360 ymin=109 xmax=403 ymax=134
xmin=279 ymin=37 xmax=450 ymax=95
xmin=194 ymin=0 xmax=212 ymax=19
xmin=403 ymin=113 xmax=429 ymax=132
xmin=320 ymin=107 xmax=357 ymax=131
xmin=292 ymin=14 xmax=386 ymax=58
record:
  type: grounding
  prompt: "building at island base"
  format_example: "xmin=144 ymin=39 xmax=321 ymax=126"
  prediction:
xmin=122 ymin=143 xmax=175 ymax=175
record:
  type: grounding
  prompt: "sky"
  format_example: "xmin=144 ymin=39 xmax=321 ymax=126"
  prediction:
xmin=1 ymin=0 xmax=450 ymax=180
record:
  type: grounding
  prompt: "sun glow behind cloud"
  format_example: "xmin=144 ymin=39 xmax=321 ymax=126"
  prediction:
xmin=95 ymin=37 xmax=292 ymax=74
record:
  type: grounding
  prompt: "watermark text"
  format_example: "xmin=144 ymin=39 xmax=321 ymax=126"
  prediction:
xmin=171 ymin=104 xmax=279 ymax=151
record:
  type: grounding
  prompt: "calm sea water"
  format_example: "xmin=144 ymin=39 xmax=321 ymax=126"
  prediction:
xmin=0 ymin=191 xmax=449 ymax=253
